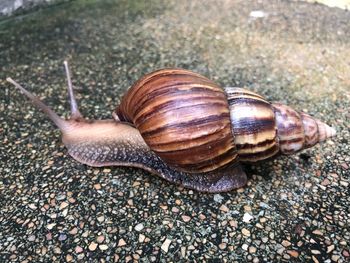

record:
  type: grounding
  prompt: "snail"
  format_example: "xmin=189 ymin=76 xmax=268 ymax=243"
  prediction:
xmin=6 ymin=61 xmax=336 ymax=193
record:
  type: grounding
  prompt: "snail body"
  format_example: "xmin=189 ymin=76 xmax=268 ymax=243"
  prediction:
xmin=7 ymin=63 xmax=336 ymax=192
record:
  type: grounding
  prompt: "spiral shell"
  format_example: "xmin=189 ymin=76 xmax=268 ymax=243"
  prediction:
xmin=116 ymin=69 xmax=238 ymax=173
xmin=115 ymin=68 xmax=336 ymax=174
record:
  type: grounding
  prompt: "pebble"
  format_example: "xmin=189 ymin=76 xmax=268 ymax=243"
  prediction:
xmin=118 ymin=239 xmax=126 ymax=247
xmin=138 ymin=234 xmax=146 ymax=243
xmin=287 ymin=250 xmax=299 ymax=258
xmin=311 ymin=250 xmax=321 ymax=255
xmin=89 ymin=242 xmax=98 ymax=251
xmin=46 ymin=223 xmax=56 ymax=230
xmin=99 ymin=244 xmax=108 ymax=251
xmin=282 ymin=240 xmax=291 ymax=247
xmin=171 ymin=207 xmax=179 ymax=213
xmin=181 ymin=215 xmax=191 ymax=222
xmin=75 ymin=246 xmax=83 ymax=253
xmin=58 ymin=234 xmax=67 ymax=241
xmin=28 ymin=235 xmax=35 ymax=241
xmin=66 ymin=254 xmax=73 ymax=262
xmin=59 ymin=202 xmax=69 ymax=210
xmin=28 ymin=203 xmax=37 ymax=210
xmin=219 ymin=243 xmax=226 ymax=250
xmin=242 ymin=228 xmax=251 ymax=236
xmin=69 ymin=227 xmax=78 ymax=235
xmin=312 ymin=230 xmax=323 ymax=235
xmin=242 ymin=244 xmax=249 ymax=250
xmin=97 ymin=215 xmax=105 ymax=223
xmin=214 ymin=194 xmax=224 ymax=203
xmin=219 ymin=204 xmax=229 ymax=212
xmin=343 ymin=250 xmax=350 ymax=257
xmin=97 ymin=235 xmax=105 ymax=243
xmin=161 ymin=239 xmax=172 ymax=253
xmin=135 ymin=223 xmax=144 ymax=231
xmin=243 ymin=212 xmax=253 ymax=223
xmin=249 ymin=246 xmax=257 ymax=253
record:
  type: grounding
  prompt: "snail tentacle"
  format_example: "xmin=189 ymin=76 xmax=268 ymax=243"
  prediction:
xmin=63 ymin=60 xmax=82 ymax=120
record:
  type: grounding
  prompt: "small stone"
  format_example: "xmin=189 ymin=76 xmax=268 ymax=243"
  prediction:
xmin=114 ymin=255 xmax=120 ymax=262
xmin=229 ymin=220 xmax=238 ymax=228
xmin=214 ymin=194 xmax=224 ymax=203
xmin=138 ymin=234 xmax=146 ymax=243
xmin=311 ymin=250 xmax=321 ymax=255
xmin=312 ymin=255 xmax=320 ymax=263
xmin=249 ymin=246 xmax=257 ymax=253
xmin=287 ymin=250 xmax=299 ymax=258
xmin=97 ymin=235 xmax=105 ymax=243
xmin=331 ymin=255 xmax=340 ymax=261
xmin=199 ymin=214 xmax=206 ymax=220
xmin=103 ymin=168 xmax=111 ymax=173
xmin=75 ymin=246 xmax=83 ymax=253
xmin=340 ymin=163 xmax=349 ymax=169
xmin=244 ymin=205 xmax=252 ymax=212
xmin=28 ymin=235 xmax=35 ymax=241
xmin=321 ymin=179 xmax=330 ymax=186
xmin=134 ymin=223 xmax=144 ymax=231
xmin=62 ymin=209 xmax=68 ymax=217
xmin=161 ymin=239 xmax=172 ymax=253
xmin=242 ymin=228 xmax=250 ymax=236
xmin=59 ymin=202 xmax=69 ymax=210
xmin=89 ymin=242 xmax=98 ymax=251
xmin=181 ymin=215 xmax=191 ymax=222
xmin=66 ymin=254 xmax=73 ymax=262
xmin=118 ymin=239 xmax=126 ymax=247
xmin=242 ymin=244 xmax=249 ymax=250
xmin=243 ymin=213 xmax=253 ymax=223
xmin=69 ymin=227 xmax=78 ymax=235
xmin=99 ymin=244 xmax=108 ymax=251
xmin=28 ymin=203 xmax=37 ymax=210
xmin=58 ymin=234 xmax=67 ymax=241
xmin=181 ymin=247 xmax=186 ymax=257
xmin=343 ymin=250 xmax=350 ymax=257
xmin=94 ymin=184 xmax=101 ymax=190
xmin=312 ymin=230 xmax=323 ymax=235
xmin=282 ymin=240 xmax=291 ymax=247
xmin=171 ymin=207 xmax=179 ymax=213
xmin=219 ymin=243 xmax=226 ymax=250
xmin=340 ymin=181 xmax=349 ymax=187
xmin=219 ymin=204 xmax=229 ymax=212
xmin=47 ymin=223 xmax=56 ymax=230
xmin=256 ymin=223 xmax=264 ymax=229
xmin=97 ymin=215 xmax=105 ymax=223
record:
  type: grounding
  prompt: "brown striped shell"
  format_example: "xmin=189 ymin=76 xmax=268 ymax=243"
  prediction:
xmin=116 ymin=69 xmax=238 ymax=173
xmin=115 ymin=68 xmax=336 ymax=173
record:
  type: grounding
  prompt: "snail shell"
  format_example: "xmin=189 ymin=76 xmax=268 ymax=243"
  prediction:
xmin=115 ymin=68 xmax=336 ymax=173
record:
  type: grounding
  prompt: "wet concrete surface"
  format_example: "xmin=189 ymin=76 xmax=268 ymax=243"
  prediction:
xmin=0 ymin=0 xmax=349 ymax=261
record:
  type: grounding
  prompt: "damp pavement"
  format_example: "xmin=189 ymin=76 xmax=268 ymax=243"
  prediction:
xmin=0 ymin=0 xmax=349 ymax=262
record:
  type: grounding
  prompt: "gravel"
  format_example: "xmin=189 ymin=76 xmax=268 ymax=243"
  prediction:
xmin=0 ymin=0 xmax=349 ymax=262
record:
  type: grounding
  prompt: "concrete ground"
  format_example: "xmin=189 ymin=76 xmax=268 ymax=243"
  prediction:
xmin=0 ymin=0 xmax=349 ymax=262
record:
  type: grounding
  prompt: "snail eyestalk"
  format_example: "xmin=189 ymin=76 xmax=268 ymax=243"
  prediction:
xmin=64 ymin=60 xmax=82 ymax=120
xmin=6 ymin=77 xmax=69 ymax=131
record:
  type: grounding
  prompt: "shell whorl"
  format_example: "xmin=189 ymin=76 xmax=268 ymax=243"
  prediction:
xmin=272 ymin=103 xmax=336 ymax=154
xmin=224 ymin=87 xmax=279 ymax=162
xmin=116 ymin=68 xmax=238 ymax=173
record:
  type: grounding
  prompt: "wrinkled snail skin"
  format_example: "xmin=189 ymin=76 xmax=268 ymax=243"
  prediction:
xmin=7 ymin=64 xmax=336 ymax=193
